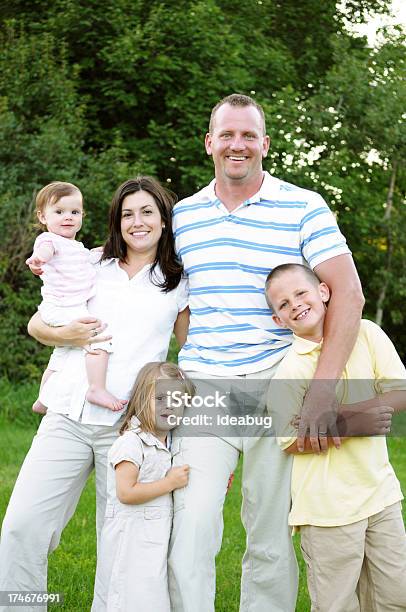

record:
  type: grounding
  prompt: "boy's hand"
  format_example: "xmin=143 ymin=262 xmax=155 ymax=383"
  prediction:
xmin=298 ymin=380 xmax=340 ymax=453
xmin=26 ymin=255 xmax=46 ymax=276
xmin=166 ymin=465 xmax=190 ymax=490
xmin=340 ymin=404 xmax=393 ymax=437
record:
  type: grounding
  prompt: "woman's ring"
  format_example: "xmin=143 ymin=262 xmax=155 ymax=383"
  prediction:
xmin=92 ymin=329 xmax=98 ymax=337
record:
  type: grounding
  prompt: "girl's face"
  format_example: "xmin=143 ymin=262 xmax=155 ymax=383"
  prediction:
xmin=120 ymin=190 xmax=164 ymax=260
xmin=38 ymin=193 xmax=83 ymax=240
xmin=152 ymin=379 xmax=188 ymax=437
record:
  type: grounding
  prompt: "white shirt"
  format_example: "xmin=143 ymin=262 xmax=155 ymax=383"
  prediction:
xmin=41 ymin=258 xmax=188 ymax=425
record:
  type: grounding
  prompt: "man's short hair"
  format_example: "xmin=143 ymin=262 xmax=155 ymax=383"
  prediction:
xmin=265 ymin=264 xmax=320 ymax=309
xmin=209 ymin=93 xmax=266 ymax=135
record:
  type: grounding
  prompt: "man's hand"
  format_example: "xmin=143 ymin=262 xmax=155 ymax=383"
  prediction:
xmin=297 ymin=380 xmax=340 ymax=453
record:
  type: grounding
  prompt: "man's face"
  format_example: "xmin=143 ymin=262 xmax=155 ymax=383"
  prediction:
xmin=205 ymin=103 xmax=270 ymax=184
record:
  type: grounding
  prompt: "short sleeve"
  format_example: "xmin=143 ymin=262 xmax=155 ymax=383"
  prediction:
xmin=89 ymin=249 xmax=103 ymax=265
xmin=108 ymin=432 xmax=144 ymax=469
xmin=300 ymin=192 xmax=350 ymax=269
xmin=363 ymin=320 xmax=406 ymax=393
xmin=268 ymin=358 xmax=310 ymax=450
xmin=33 ymin=232 xmax=57 ymax=253
xmin=176 ymin=276 xmax=189 ymax=312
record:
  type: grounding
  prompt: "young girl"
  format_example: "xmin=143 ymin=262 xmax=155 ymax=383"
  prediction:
xmin=91 ymin=361 xmax=194 ymax=612
xmin=26 ymin=181 xmax=126 ymax=413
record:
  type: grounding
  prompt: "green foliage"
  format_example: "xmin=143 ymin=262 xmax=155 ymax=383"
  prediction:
xmin=0 ymin=1 xmax=405 ymax=381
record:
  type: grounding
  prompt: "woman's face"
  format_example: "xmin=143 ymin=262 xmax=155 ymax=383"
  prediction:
xmin=120 ymin=190 xmax=164 ymax=260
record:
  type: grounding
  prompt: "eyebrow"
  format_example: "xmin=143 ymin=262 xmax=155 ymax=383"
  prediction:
xmin=122 ymin=205 xmax=153 ymax=212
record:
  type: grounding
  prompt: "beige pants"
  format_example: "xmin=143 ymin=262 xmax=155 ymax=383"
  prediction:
xmin=0 ymin=412 xmax=120 ymax=612
xmin=300 ymin=502 xmax=406 ymax=612
xmin=168 ymin=367 xmax=298 ymax=612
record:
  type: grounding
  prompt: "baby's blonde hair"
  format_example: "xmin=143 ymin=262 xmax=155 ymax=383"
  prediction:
xmin=35 ymin=181 xmax=82 ymax=228
xmin=120 ymin=362 xmax=195 ymax=436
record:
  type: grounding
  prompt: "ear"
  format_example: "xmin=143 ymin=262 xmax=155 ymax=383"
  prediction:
xmin=319 ymin=282 xmax=330 ymax=303
xmin=205 ymin=132 xmax=212 ymax=156
xmin=262 ymin=135 xmax=270 ymax=158
xmin=272 ymin=313 xmax=287 ymax=328
xmin=37 ymin=210 xmax=46 ymax=225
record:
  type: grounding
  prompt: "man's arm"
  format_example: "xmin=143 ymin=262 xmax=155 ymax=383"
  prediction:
xmin=298 ymin=254 xmax=365 ymax=453
xmin=27 ymin=312 xmax=110 ymax=348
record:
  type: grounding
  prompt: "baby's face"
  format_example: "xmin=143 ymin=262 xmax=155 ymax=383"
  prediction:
xmin=38 ymin=193 xmax=83 ymax=240
xmin=267 ymin=270 xmax=329 ymax=342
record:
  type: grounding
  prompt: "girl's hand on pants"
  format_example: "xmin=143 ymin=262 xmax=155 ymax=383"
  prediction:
xmin=166 ymin=465 xmax=190 ymax=490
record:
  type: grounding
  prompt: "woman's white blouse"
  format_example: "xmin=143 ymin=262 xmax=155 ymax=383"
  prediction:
xmin=40 ymin=258 xmax=188 ymax=425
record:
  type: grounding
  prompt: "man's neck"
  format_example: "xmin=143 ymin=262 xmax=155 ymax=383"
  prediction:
xmin=214 ymin=172 xmax=265 ymax=212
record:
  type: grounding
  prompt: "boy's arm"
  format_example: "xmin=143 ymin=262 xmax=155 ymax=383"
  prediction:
xmin=298 ymin=254 xmax=364 ymax=453
xmin=26 ymin=241 xmax=55 ymax=275
xmin=115 ymin=461 xmax=189 ymax=505
xmin=285 ymin=390 xmax=405 ymax=454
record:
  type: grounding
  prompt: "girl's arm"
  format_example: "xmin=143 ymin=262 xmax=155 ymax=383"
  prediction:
xmin=115 ymin=461 xmax=189 ymax=505
xmin=27 ymin=311 xmax=110 ymax=348
xmin=174 ymin=307 xmax=190 ymax=348
xmin=26 ymin=242 xmax=55 ymax=275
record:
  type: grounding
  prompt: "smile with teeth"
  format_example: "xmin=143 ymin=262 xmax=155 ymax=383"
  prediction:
xmin=295 ymin=308 xmax=310 ymax=320
xmin=131 ymin=231 xmax=149 ymax=237
xmin=228 ymin=156 xmax=248 ymax=161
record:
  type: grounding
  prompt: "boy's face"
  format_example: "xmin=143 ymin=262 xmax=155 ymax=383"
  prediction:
xmin=267 ymin=269 xmax=330 ymax=342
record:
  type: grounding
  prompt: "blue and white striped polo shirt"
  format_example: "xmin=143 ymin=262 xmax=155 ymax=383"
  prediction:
xmin=173 ymin=171 xmax=350 ymax=375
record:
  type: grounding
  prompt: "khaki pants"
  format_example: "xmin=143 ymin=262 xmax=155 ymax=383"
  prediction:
xmin=168 ymin=367 xmax=298 ymax=612
xmin=0 ymin=412 xmax=120 ymax=612
xmin=300 ymin=501 xmax=406 ymax=612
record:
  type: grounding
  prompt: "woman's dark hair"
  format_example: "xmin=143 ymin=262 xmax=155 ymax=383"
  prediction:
xmin=102 ymin=176 xmax=183 ymax=292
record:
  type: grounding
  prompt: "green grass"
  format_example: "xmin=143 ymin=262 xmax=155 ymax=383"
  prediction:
xmin=1 ymin=421 xmax=405 ymax=611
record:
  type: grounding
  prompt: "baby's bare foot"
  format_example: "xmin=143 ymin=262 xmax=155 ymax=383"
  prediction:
xmin=86 ymin=386 xmax=127 ymax=412
xmin=32 ymin=399 xmax=47 ymax=415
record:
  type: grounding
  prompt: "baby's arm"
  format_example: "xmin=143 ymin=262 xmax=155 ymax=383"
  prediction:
xmin=115 ymin=461 xmax=189 ymax=505
xmin=26 ymin=241 xmax=55 ymax=275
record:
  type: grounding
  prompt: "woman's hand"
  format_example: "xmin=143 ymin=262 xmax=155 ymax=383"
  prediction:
xmin=27 ymin=312 xmax=111 ymax=348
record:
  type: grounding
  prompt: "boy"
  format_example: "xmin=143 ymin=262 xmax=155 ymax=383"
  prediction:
xmin=266 ymin=263 xmax=406 ymax=612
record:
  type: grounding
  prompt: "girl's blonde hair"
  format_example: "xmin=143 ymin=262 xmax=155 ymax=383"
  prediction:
xmin=120 ymin=361 xmax=195 ymax=435
xmin=35 ymin=181 xmax=82 ymax=228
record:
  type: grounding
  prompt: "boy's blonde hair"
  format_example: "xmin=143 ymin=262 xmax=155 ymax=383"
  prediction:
xmin=35 ymin=181 xmax=82 ymax=228
xmin=120 ymin=362 xmax=195 ymax=436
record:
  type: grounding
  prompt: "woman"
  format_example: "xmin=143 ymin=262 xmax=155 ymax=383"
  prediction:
xmin=0 ymin=177 xmax=189 ymax=609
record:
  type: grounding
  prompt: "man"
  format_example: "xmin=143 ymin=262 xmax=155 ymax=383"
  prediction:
xmin=168 ymin=94 xmax=364 ymax=612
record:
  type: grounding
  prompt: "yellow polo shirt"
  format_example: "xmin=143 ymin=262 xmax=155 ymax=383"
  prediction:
xmin=268 ymin=319 xmax=405 ymax=527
